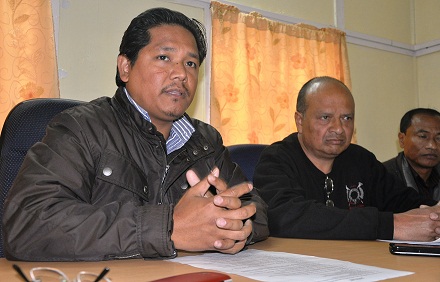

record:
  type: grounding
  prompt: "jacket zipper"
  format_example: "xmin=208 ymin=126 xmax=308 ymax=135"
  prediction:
xmin=159 ymin=164 xmax=170 ymax=204
xmin=159 ymin=147 xmax=185 ymax=204
xmin=113 ymin=253 xmax=141 ymax=259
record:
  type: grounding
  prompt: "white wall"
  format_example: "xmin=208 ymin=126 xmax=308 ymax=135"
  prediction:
xmin=414 ymin=0 xmax=440 ymax=111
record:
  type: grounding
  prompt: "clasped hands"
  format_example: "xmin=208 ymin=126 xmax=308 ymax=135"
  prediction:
xmin=172 ymin=167 xmax=255 ymax=254
xmin=394 ymin=202 xmax=440 ymax=241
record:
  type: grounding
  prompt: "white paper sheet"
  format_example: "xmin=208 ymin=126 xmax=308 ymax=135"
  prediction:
xmin=379 ymin=238 xmax=440 ymax=245
xmin=173 ymin=249 xmax=413 ymax=282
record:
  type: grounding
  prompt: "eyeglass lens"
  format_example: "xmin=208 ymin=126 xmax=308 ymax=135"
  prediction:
xmin=24 ymin=266 xmax=111 ymax=282
xmin=324 ymin=176 xmax=334 ymax=207
xmin=30 ymin=267 xmax=68 ymax=282
xmin=77 ymin=271 xmax=112 ymax=282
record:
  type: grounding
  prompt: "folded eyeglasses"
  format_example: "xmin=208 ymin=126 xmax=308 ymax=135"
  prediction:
xmin=13 ymin=264 xmax=111 ymax=282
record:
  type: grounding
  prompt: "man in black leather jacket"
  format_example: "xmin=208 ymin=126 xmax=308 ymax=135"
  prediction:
xmin=2 ymin=8 xmax=268 ymax=261
xmin=383 ymin=108 xmax=440 ymax=201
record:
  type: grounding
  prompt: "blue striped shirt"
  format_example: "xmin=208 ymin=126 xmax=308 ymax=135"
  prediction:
xmin=124 ymin=88 xmax=195 ymax=154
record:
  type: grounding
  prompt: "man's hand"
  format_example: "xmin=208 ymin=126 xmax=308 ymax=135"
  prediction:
xmin=172 ymin=167 xmax=256 ymax=254
xmin=394 ymin=205 xmax=440 ymax=241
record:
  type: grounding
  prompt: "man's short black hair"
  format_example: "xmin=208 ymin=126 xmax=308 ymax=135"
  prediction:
xmin=115 ymin=7 xmax=207 ymax=87
xmin=400 ymin=108 xmax=440 ymax=133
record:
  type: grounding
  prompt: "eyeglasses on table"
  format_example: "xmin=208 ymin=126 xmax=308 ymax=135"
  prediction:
xmin=13 ymin=264 xmax=111 ymax=282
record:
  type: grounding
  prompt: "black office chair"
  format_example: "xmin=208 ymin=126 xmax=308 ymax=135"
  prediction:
xmin=227 ymin=144 xmax=268 ymax=182
xmin=0 ymin=98 xmax=83 ymax=258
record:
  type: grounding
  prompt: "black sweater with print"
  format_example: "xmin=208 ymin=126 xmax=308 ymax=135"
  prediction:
xmin=255 ymin=133 xmax=436 ymax=240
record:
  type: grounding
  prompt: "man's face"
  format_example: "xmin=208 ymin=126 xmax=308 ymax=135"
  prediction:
xmin=399 ymin=114 xmax=440 ymax=169
xmin=296 ymin=81 xmax=355 ymax=161
xmin=118 ymin=24 xmax=200 ymax=127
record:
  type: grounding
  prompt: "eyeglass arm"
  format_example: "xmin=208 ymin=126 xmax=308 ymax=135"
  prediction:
xmin=94 ymin=267 xmax=110 ymax=282
xmin=12 ymin=264 xmax=31 ymax=282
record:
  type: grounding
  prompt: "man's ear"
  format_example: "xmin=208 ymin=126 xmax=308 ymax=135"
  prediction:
xmin=117 ymin=55 xmax=131 ymax=83
xmin=295 ymin=111 xmax=303 ymax=133
xmin=398 ymin=132 xmax=405 ymax=149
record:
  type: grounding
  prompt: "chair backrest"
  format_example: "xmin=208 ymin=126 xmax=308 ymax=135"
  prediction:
xmin=227 ymin=144 xmax=268 ymax=182
xmin=0 ymin=98 xmax=83 ymax=258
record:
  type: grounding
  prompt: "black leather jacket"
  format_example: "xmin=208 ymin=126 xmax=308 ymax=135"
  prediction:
xmin=383 ymin=152 xmax=440 ymax=201
xmin=2 ymin=87 xmax=269 ymax=261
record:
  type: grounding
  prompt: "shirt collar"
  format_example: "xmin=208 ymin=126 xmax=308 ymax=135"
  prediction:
xmin=124 ymin=88 xmax=195 ymax=154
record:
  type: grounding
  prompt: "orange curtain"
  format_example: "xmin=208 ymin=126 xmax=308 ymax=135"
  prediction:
xmin=0 ymin=0 xmax=59 ymax=131
xmin=210 ymin=1 xmax=351 ymax=145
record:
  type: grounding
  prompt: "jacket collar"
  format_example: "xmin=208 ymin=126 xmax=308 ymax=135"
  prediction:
xmin=112 ymin=87 xmax=156 ymax=133
xmin=111 ymin=87 xmax=196 ymax=154
xmin=399 ymin=152 xmax=419 ymax=191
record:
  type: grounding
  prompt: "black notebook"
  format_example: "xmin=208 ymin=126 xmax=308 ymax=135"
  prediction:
xmin=389 ymin=243 xmax=440 ymax=257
